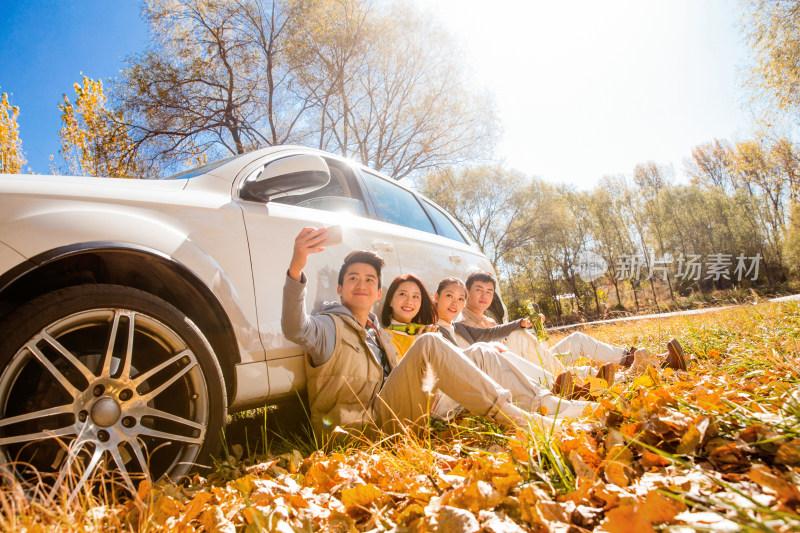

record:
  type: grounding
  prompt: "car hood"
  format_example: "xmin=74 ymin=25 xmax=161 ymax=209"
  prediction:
xmin=0 ymin=173 xmax=188 ymax=193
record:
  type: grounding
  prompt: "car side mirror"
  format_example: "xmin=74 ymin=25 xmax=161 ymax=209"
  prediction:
xmin=240 ymin=154 xmax=331 ymax=202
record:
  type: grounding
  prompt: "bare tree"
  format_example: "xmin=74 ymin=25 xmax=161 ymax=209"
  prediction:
xmin=117 ymin=0 xmax=498 ymax=176
xmin=420 ymin=165 xmax=551 ymax=267
xmin=290 ymin=0 xmax=498 ymax=179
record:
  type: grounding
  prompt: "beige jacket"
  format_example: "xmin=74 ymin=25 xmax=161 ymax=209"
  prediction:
xmin=460 ymin=306 xmax=498 ymax=328
xmin=304 ymin=312 xmax=399 ymax=440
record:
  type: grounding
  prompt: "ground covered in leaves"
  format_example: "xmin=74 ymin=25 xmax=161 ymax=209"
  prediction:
xmin=4 ymin=300 xmax=800 ymax=532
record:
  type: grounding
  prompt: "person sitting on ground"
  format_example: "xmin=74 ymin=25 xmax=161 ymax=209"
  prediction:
xmin=434 ymin=276 xmax=616 ymax=400
xmin=433 ymin=277 xmax=555 ymax=386
xmin=459 ymin=270 xmax=687 ymax=376
xmin=282 ymin=227 xmax=592 ymax=442
xmin=379 ymin=273 xmax=595 ymax=421
xmin=379 ymin=273 xmax=438 ymax=358
xmin=437 ymin=276 xmax=613 ymax=397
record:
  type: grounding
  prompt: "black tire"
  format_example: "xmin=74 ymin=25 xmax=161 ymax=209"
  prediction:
xmin=0 ymin=284 xmax=227 ymax=498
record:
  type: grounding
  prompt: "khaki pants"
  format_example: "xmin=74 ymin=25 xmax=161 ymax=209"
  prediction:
xmin=373 ymin=334 xmax=591 ymax=433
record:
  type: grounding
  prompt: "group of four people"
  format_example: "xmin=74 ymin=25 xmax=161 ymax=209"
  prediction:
xmin=282 ymin=227 xmax=686 ymax=443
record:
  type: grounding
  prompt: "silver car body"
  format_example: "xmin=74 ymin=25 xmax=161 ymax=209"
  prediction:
xmin=0 ymin=145 xmax=494 ymax=412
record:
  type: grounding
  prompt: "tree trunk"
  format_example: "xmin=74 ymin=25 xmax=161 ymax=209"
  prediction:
xmin=590 ymin=279 xmax=601 ymax=316
xmin=629 ymin=280 xmax=640 ymax=310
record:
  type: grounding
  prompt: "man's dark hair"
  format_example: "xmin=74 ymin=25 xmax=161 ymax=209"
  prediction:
xmin=465 ymin=270 xmax=496 ymax=290
xmin=338 ymin=250 xmax=385 ymax=288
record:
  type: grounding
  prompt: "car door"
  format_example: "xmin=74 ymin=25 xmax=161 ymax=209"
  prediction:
xmin=243 ymin=154 xmax=403 ymax=347
xmin=239 ymin=153 xmax=402 ymax=396
xmin=416 ymin=196 xmax=495 ymax=278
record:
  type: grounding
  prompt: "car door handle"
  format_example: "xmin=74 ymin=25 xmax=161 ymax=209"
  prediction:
xmin=449 ymin=253 xmax=463 ymax=264
xmin=372 ymin=241 xmax=394 ymax=253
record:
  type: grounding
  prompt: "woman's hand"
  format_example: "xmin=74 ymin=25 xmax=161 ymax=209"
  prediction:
xmin=520 ymin=317 xmax=532 ymax=328
xmin=417 ymin=324 xmax=438 ymax=335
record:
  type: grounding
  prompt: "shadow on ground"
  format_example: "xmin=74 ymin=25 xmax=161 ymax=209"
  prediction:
xmin=223 ymin=395 xmax=316 ymax=458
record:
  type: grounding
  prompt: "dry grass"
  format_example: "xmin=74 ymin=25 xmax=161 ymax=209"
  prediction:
xmin=2 ymin=300 xmax=799 ymax=531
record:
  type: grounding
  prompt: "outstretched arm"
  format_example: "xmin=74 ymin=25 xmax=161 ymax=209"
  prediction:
xmin=283 ymin=228 xmax=337 ymax=367
xmin=455 ymin=319 xmax=528 ymax=344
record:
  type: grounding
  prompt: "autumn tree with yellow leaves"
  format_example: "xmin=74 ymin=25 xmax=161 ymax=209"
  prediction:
xmin=58 ymin=76 xmax=139 ymax=178
xmin=0 ymin=92 xmax=26 ymax=174
xmin=742 ymin=0 xmax=800 ymax=119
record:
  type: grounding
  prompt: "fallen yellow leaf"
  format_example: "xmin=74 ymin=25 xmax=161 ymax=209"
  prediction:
xmin=341 ymin=483 xmax=383 ymax=511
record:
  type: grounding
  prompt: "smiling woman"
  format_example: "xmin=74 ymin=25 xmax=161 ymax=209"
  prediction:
xmin=380 ymin=274 xmax=438 ymax=358
xmin=435 ymin=278 xmax=468 ymax=324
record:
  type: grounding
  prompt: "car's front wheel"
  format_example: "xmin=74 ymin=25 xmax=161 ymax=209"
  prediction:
xmin=0 ymin=285 xmax=227 ymax=500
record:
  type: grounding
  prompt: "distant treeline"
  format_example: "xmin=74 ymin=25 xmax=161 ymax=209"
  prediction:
xmin=421 ymin=138 xmax=800 ymax=320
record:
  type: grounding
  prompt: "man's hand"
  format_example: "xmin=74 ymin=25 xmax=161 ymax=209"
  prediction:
xmin=288 ymin=227 xmax=330 ymax=282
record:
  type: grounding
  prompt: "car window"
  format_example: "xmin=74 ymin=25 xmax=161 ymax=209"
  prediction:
xmin=421 ymin=199 xmax=468 ymax=244
xmin=272 ymin=158 xmax=367 ymax=216
xmin=360 ymin=171 xmax=436 ymax=234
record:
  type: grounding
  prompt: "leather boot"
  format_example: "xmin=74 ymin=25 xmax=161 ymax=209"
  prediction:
xmin=661 ymin=338 xmax=687 ymax=370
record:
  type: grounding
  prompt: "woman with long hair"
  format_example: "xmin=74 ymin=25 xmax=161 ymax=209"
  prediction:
xmin=380 ymin=273 xmax=438 ymax=358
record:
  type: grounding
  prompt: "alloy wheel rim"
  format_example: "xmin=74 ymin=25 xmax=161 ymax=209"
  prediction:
xmin=0 ymin=307 xmax=210 ymax=502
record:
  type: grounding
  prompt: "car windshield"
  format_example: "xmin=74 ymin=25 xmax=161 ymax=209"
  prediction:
xmin=160 ymin=154 xmax=240 ymax=180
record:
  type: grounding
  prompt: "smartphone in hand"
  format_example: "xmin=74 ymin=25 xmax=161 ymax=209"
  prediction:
xmin=320 ymin=225 xmax=343 ymax=247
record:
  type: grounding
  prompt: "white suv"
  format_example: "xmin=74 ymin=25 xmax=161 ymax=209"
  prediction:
xmin=0 ymin=146 xmax=495 ymax=494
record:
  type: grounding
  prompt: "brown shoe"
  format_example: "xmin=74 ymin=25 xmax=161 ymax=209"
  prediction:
xmin=553 ymin=371 xmax=574 ymax=397
xmin=662 ymin=338 xmax=687 ymax=371
xmin=553 ymin=371 xmax=593 ymax=399
xmin=622 ymin=347 xmax=637 ymax=367
xmin=596 ymin=362 xmax=615 ymax=386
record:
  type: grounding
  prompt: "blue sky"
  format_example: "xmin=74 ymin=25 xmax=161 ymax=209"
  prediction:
xmin=0 ymin=0 xmax=146 ymax=173
xmin=2 ymin=1 xmax=756 ymax=188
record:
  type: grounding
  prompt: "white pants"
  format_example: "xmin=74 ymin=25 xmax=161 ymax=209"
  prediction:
xmin=504 ymin=329 xmax=567 ymax=378
xmin=503 ymin=330 xmax=625 ymax=377
xmin=553 ymin=331 xmax=626 ymax=366
xmin=429 ymin=341 xmax=592 ymax=422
